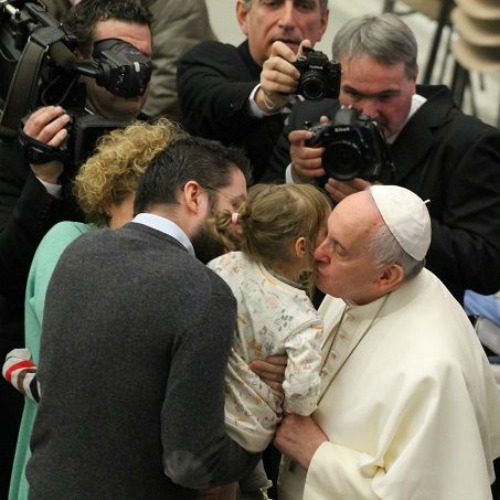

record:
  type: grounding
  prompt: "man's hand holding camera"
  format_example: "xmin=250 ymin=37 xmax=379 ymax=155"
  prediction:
xmin=255 ymin=40 xmax=313 ymax=114
xmin=325 ymin=177 xmax=372 ymax=202
xmin=289 ymin=124 xmax=372 ymax=199
xmin=22 ymin=106 xmax=71 ymax=184
xmin=289 ymin=114 xmax=328 ymax=183
xmin=291 ymin=108 xmax=395 ymax=201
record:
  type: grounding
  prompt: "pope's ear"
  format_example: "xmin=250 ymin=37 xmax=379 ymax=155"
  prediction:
xmin=376 ymin=263 xmax=405 ymax=293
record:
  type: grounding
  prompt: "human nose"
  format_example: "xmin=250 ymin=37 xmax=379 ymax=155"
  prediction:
xmin=355 ymin=99 xmax=379 ymax=120
xmin=278 ymin=1 xmax=296 ymax=30
xmin=314 ymin=240 xmax=328 ymax=262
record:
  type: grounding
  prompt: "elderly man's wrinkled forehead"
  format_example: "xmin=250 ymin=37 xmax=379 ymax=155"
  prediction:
xmin=329 ymin=191 xmax=383 ymax=247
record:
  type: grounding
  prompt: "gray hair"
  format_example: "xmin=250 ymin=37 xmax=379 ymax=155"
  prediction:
xmin=243 ymin=0 xmax=329 ymax=12
xmin=332 ymin=13 xmax=418 ymax=79
xmin=369 ymin=224 xmax=424 ymax=281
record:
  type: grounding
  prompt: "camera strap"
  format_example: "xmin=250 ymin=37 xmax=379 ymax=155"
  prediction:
xmin=0 ymin=39 xmax=47 ymax=139
xmin=18 ymin=129 xmax=70 ymax=165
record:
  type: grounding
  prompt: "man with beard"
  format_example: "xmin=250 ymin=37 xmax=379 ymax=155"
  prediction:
xmin=26 ymin=137 xmax=257 ymax=499
xmin=263 ymin=13 xmax=500 ymax=306
xmin=177 ymin=0 xmax=329 ymax=182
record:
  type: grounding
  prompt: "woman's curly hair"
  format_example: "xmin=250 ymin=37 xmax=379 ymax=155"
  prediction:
xmin=74 ymin=118 xmax=186 ymax=227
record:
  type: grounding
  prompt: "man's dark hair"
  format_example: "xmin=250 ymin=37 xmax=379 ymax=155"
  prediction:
xmin=134 ymin=137 xmax=252 ymax=214
xmin=63 ymin=0 xmax=152 ymax=56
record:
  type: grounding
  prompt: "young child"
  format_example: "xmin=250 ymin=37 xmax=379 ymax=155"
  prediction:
xmin=208 ymin=182 xmax=331 ymax=455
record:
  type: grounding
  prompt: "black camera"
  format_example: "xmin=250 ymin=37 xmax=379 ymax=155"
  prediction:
xmin=305 ymin=108 xmax=395 ymax=182
xmin=293 ymin=48 xmax=341 ymax=101
xmin=86 ymin=38 xmax=151 ymax=98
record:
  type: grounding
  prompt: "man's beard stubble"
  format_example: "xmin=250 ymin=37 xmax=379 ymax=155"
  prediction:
xmin=191 ymin=222 xmax=227 ymax=265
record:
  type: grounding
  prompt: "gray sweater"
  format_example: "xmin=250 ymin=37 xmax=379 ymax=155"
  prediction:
xmin=27 ymin=222 xmax=256 ymax=499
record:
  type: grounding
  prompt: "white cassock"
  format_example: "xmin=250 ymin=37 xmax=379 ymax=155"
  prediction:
xmin=278 ymin=269 xmax=500 ymax=500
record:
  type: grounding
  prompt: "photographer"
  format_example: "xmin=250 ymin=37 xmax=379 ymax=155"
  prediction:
xmin=265 ymin=13 xmax=500 ymax=306
xmin=41 ymin=0 xmax=217 ymax=119
xmin=176 ymin=0 xmax=329 ymax=182
xmin=0 ymin=0 xmax=152 ymax=494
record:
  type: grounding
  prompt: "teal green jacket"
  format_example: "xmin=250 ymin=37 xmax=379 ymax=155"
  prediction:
xmin=9 ymin=221 xmax=91 ymax=500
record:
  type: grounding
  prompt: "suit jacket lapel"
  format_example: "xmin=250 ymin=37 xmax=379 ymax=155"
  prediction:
xmin=391 ymin=85 xmax=454 ymax=183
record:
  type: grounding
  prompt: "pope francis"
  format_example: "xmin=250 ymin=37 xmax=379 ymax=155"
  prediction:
xmin=275 ymin=185 xmax=500 ymax=500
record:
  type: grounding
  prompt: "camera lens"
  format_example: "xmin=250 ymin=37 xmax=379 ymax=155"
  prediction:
xmin=322 ymin=140 xmax=363 ymax=181
xmin=299 ymin=72 xmax=325 ymax=100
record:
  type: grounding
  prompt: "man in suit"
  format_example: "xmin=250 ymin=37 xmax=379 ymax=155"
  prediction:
xmin=0 ymin=1 xmax=152 ymax=494
xmin=177 ymin=0 xmax=329 ymax=182
xmin=263 ymin=13 xmax=500 ymax=305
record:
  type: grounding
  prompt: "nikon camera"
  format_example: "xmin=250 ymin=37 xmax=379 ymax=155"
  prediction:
xmin=293 ymin=48 xmax=341 ymax=101
xmin=305 ymin=108 xmax=396 ymax=183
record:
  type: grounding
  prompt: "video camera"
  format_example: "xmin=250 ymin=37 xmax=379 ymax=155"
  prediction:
xmin=293 ymin=48 xmax=341 ymax=101
xmin=305 ymin=108 xmax=396 ymax=183
xmin=0 ymin=0 xmax=152 ymax=164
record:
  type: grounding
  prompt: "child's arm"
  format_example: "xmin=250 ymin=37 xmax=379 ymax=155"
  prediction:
xmin=283 ymin=318 xmax=323 ymax=415
xmin=2 ymin=348 xmax=41 ymax=402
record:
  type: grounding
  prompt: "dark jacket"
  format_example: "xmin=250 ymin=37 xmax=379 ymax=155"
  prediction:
xmin=264 ymin=85 xmax=500 ymax=302
xmin=0 ymin=139 xmax=82 ymax=343
xmin=177 ymin=40 xmax=286 ymax=182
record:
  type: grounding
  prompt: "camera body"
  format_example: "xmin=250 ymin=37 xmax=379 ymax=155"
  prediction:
xmin=293 ymin=48 xmax=341 ymax=101
xmin=306 ymin=108 xmax=395 ymax=182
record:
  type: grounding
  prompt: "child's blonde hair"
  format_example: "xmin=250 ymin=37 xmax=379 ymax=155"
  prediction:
xmin=211 ymin=183 xmax=332 ymax=291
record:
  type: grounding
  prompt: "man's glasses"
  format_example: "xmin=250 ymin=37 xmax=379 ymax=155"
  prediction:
xmin=204 ymin=185 xmax=246 ymax=210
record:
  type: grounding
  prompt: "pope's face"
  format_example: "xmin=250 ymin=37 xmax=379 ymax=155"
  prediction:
xmin=314 ymin=191 xmax=384 ymax=305
xmin=236 ymin=0 xmax=329 ymax=66
xmin=338 ymin=54 xmax=417 ymax=140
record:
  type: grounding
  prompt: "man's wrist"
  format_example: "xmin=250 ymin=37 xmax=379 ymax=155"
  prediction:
xmin=255 ymin=87 xmax=286 ymax=114
xmin=37 ymin=177 xmax=63 ymax=199
xmin=291 ymin=164 xmax=314 ymax=184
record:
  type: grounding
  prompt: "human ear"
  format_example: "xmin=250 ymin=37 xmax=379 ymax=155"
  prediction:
xmin=376 ymin=263 xmax=404 ymax=294
xmin=236 ymin=0 xmax=250 ymax=36
xmin=294 ymin=237 xmax=308 ymax=258
xmin=183 ymin=180 xmax=205 ymax=214
xmin=318 ymin=8 xmax=329 ymax=40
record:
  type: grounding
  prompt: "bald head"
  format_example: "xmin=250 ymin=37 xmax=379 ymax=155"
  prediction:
xmin=335 ymin=189 xmax=383 ymax=242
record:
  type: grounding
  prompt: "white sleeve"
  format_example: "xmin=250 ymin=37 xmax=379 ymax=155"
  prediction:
xmin=282 ymin=318 xmax=323 ymax=415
